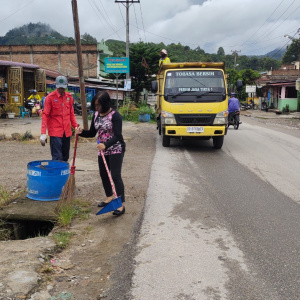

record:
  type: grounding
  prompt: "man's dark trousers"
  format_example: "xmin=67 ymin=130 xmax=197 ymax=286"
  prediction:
xmin=50 ymin=133 xmax=70 ymax=161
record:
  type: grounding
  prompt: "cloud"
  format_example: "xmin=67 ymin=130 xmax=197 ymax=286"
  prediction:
xmin=0 ymin=0 xmax=299 ymax=56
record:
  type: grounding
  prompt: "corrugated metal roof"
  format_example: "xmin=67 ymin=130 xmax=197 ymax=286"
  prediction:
xmin=0 ymin=60 xmax=40 ymax=69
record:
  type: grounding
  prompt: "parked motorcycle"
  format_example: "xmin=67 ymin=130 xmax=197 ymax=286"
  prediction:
xmin=73 ymin=100 xmax=91 ymax=115
xmin=228 ymin=110 xmax=241 ymax=130
xmin=73 ymin=100 xmax=82 ymax=115
xmin=261 ymin=100 xmax=269 ymax=112
xmin=240 ymin=100 xmax=258 ymax=110
xmin=24 ymin=99 xmax=38 ymax=117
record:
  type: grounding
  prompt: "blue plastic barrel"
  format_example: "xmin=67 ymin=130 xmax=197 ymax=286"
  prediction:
xmin=138 ymin=114 xmax=150 ymax=122
xmin=27 ymin=160 xmax=70 ymax=201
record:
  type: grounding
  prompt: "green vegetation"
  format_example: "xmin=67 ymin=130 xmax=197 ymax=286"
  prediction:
xmin=53 ymin=231 xmax=74 ymax=250
xmin=0 ymin=23 xmax=96 ymax=45
xmin=55 ymin=198 xmax=91 ymax=227
xmin=0 ymin=220 xmax=13 ymax=241
xmin=0 ymin=185 xmax=11 ymax=208
xmin=282 ymin=39 xmax=300 ymax=64
xmin=119 ymin=100 xmax=156 ymax=122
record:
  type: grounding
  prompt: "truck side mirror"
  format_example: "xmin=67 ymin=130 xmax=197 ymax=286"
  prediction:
xmin=151 ymin=81 xmax=158 ymax=93
xmin=236 ymin=80 xmax=243 ymax=91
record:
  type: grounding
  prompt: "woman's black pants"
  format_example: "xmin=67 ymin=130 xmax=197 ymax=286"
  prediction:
xmin=98 ymin=153 xmax=125 ymax=203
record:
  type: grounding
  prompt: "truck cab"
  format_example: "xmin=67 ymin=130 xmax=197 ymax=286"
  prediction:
xmin=152 ymin=62 xmax=229 ymax=149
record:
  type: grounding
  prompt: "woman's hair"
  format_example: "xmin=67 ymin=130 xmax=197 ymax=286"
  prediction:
xmin=91 ymin=91 xmax=112 ymax=112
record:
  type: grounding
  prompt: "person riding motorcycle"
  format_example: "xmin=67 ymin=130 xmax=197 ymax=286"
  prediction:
xmin=25 ymin=90 xmax=41 ymax=116
xmin=228 ymin=92 xmax=240 ymax=123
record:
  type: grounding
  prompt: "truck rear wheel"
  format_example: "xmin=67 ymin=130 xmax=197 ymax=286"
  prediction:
xmin=213 ymin=136 xmax=224 ymax=149
xmin=162 ymin=128 xmax=170 ymax=147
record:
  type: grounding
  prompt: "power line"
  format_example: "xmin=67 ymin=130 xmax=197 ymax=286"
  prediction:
xmin=139 ymin=2 xmax=147 ymax=42
xmin=97 ymin=0 xmax=119 ymax=33
xmin=248 ymin=0 xmax=297 ymax=46
xmin=118 ymin=3 xmax=125 ymax=25
xmin=133 ymin=2 xmax=141 ymax=41
xmin=91 ymin=0 xmax=122 ymax=39
xmin=0 ymin=0 xmax=37 ymax=24
xmin=240 ymin=0 xmax=285 ymax=47
xmin=88 ymin=0 xmax=122 ymax=39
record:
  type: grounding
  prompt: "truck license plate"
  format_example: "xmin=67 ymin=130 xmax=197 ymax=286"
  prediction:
xmin=187 ymin=126 xmax=204 ymax=133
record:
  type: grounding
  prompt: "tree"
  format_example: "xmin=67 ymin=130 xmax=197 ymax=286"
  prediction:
xmin=217 ymin=47 xmax=225 ymax=57
xmin=81 ymin=33 xmax=97 ymax=44
xmin=129 ymin=42 xmax=161 ymax=101
xmin=282 ymin=39 xmax=300 ymax=64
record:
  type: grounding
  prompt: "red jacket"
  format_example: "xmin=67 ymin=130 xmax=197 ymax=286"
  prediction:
xmin=41 ymin=90 xmax=78 ymax=137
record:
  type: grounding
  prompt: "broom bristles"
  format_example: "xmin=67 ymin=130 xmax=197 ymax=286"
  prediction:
xmin=58 ymin=174 xmax=75 ymax=206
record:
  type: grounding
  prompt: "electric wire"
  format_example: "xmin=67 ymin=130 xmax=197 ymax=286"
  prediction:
xmin=133 ymin=2 xmax=142 ymax=41
xmin=118 ymin=3 xmax=125 ymax=25
xmin=240 ymin=0 xmax=285 ymax=47
xmin=88 ymin=0 xmax=122 ymax=39
xmin=139 ymin=2 xmax=147 ymax=42
xmin=103 ymin=25 xmax=126 ymax=40
xmin=0 ymin=0 xmax=37 ymax=24
xmin=252 ymin=3 xmax=300 ymax=45
xmin=247 ymin=0 xmax=296 ymax=46
xmin=91 ymin=0 xmax=122 ymax=39
xmin=97 ymin=0 xmax=119 ymax=34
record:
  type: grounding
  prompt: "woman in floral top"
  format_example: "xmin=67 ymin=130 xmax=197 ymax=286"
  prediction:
xmin=76 ymin=92 xmax=126 ymax=216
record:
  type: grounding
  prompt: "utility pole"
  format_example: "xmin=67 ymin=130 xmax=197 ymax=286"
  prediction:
xmin=71 ymin=0 xmax=88 ymax=130
xmin=115 ymin=0 xmax=140 ymax=80
xmin=231 ymin=50 xmax=241 ymax=69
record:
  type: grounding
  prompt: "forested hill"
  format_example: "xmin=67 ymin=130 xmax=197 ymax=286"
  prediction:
xmin=0 ymin=23 xmax=287 ymax=71
xmin=0 ymin=22 xmax=96 ymax=45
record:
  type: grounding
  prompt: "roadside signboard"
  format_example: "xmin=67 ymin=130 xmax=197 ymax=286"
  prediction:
xmin=246 ymin=85 xmax=256 ymax=93
xmin=105 ymin=57 xmax=130 ymax=74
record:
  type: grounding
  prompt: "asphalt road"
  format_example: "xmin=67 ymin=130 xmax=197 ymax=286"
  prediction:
xmin=130 ymin=117 xmax=300 ymax=300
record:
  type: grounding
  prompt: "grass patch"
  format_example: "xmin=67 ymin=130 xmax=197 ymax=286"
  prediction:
xmin=0 ymin=220 xmax=13 ymax=241
xmin=55 ymin=203 xmax=78 ymax=227
xmin=82 ymin=225 xmax=94 ymax=236
xmin=55 ymin=198 xmax=91 ymax=227
xmin=0 ymin=185 xmax=11 ymax=208
xmin=53 ymin=231 xmax=74 ymax=250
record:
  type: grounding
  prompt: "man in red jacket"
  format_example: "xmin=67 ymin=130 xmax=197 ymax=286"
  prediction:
xmin=40 ymin=76 xmax=79 ymax=161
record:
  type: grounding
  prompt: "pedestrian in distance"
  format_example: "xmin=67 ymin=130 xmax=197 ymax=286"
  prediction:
xmin=75 ymin=91 xmax=126 ymax=216
xmin=159 ymin=49 xmax=171 ymax=66
xmin=40 ymin=76 xmax=79 ymax=161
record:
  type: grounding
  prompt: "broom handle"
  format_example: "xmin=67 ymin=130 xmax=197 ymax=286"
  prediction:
xmin=72 ymin=134 xmax=79 ymax=166
xmin=70 ymin=134 xmax=79 ymax=175
xmin=100 ymin=150 xmax=118 ymax=198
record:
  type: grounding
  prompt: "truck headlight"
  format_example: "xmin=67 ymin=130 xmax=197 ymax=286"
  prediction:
xmin=161 ymin=110 xmax=176 ymax=125
xmin=213 ymin=110 xmax=228 ymax=125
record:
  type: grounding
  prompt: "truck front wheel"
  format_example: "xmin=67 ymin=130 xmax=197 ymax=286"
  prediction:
xmin=213 ymin=136 xmax=224 ymax=149
xmin=162 ymin=128 xmax=170 ymax=147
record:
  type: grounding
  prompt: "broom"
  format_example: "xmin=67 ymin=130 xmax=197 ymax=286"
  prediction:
xmin=58 ymin=134 xmax=79 ymax=205
xmin=96 ymin=149 xmax=122 ymax=215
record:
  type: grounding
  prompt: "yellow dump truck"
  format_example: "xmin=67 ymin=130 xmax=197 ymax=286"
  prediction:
xmin=152 ymin=62 xmax=234 ymax=149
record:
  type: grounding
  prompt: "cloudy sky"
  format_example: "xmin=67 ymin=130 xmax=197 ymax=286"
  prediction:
xmin=1 ymin=0 xmax=300 ymax=56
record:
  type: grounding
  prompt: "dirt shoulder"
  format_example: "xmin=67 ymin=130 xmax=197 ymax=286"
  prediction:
xmin=0 ymin=119 xmax=157 ymax=300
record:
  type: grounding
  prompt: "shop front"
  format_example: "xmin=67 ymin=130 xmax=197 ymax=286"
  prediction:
xmin=0 ymin=60 xmax=46 ymax=116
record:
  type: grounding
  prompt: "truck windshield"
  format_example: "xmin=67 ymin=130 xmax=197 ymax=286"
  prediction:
xmin=164 ymin=70 xmax=226 ymax=102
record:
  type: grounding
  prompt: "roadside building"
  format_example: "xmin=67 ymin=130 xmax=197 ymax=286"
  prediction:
xmin=256 ymin=61 xmax=300 ymax=111
xmin=0 ymin=60 xmax=46 ymax=115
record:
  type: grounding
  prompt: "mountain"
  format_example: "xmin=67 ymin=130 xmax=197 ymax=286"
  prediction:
xmin=0 ymin=23 xmax=284 ymax=71
xmin=0 ymin=23 xmax=96 ymax=45
xmin=263 ymin=48 xmax=286 ymax=60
